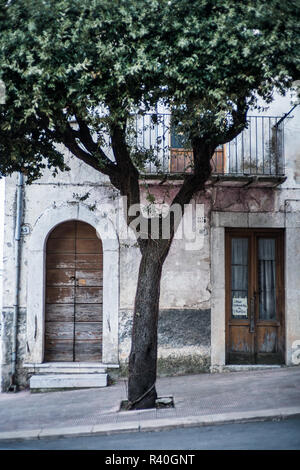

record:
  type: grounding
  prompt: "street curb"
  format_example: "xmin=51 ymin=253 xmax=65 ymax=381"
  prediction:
xmin=0 ymin=407 xmax=299 ymax=442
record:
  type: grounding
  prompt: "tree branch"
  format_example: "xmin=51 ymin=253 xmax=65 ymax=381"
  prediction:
xmin=216 ymin=101 xmax=249 ymax=146
xmin=46 ymin=112 xmax=119 ymax=177
xmin=110 ymin=121 xmax=141 ymax=205
xmin=73 ymin=113 xmax=121 ymax=175
xmin=74 ymin=114 xmax=98 ymax=154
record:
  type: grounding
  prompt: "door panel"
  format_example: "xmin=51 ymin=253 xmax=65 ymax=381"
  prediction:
xmin=46 ymin=269 xmax=75 ymax=286
xmin=46 ymin=287 xmax=75 ymax=304
xmin=48 ymin=221 xmax=76 ymax=239
xmin=75 ymin=269 xmax=103 ymax=287
xmin=45 ymin=304 xmax=74 ymax=322
xmin=44 ymin=220 xmax=103 ymax=362
xmin=45 ymin=340 xmax=74 ymax=362
xmin=226 ymin=229 xmax=284 ymax=365
xmin=74 ymin=341 xmax=102 ymax=362
xmin=74 ymin=323 xmax=102 ymax=340
xmin=46 ymin=253 xmax=75 ymax=269
xmin=45 ymin=322 xmax=74 ymax=340
xmin=76 ymin=239 xmax=102 ymax=254
xmin=47 ymin=238 xmax=75 ymax=253
xmin=75 ymin=304 xmax=103 ymax=322
xmin=75 ymin=254 xmax=103 ymax=269
xmin=76 ymin=222 xmax=99 ymax=238
xmin=75 ymin=287 xmax=103 ymax=304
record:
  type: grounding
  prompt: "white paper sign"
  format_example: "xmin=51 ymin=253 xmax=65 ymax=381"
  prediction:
xmin=232 ymin=297 xmax=248 ymax=316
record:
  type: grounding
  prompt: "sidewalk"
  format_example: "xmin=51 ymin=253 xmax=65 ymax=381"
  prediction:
xmin=0 ymin=366 xmax=299 ymax=441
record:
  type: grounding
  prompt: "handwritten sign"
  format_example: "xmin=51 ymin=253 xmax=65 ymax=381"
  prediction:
xmin=232 ymin=297 xmax=248 ymax=317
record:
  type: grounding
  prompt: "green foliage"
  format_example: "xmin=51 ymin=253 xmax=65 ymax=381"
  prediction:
xmin=0 ymin=0 xmax=163 ymax=179
xmin=0 ymin=0 xmax=299 ymax=180
xmin=162 ymin=0 xmax=300 ymax=142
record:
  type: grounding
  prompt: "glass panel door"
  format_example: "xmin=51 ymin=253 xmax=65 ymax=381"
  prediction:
xmin=231 ymin=238 xmax=249 ymax=319
xmin=258 ymin=238 xmax=276 ymax=320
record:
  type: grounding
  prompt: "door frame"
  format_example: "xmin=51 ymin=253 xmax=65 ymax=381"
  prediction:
xmin=45 ymin=220 xmax=104 ymax=363
xmin=225 ymin=228 xmax=285 ymax=364
xmin=24 ymin=202 xmax=119 ymax=365
xmin=209 ymin=210 xmax=295 ymax=370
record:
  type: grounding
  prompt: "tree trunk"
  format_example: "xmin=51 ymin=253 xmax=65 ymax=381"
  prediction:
xmin=126 ymin=144 xmax=213 ymax=410
xmin=127 ymin=240 xmax=167 ymax=409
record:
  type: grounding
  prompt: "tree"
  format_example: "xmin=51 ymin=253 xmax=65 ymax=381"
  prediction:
xmin=0 ymin=0 xmax=299 ymax=408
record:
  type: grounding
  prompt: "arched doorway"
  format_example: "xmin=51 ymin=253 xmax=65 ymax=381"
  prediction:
xmin=45 ymin=220 xmax=103 ymax=362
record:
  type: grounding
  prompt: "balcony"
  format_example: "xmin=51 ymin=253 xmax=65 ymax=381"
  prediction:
xmin=130 ymin=114 xmax=286 ymax=187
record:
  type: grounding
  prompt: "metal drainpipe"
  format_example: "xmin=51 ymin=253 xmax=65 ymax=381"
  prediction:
xmin=9 ymin=172 xmax=24 ymax=392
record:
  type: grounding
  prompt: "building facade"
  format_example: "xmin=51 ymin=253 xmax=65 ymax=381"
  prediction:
xmin=0 ymin=93 xmax=300 ymax=392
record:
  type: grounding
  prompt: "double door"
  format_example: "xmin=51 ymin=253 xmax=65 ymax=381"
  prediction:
xmin=45 ymin=220 xmax=103 ymax=362
xmin=226 ymin=229 xmax=285 ymax=364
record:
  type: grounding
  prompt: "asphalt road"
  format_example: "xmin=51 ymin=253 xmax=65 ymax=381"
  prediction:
xmin=1 ymin=417 xmax=300 ymax=450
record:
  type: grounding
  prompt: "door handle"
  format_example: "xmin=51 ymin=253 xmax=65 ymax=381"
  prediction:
xmin=250 ymin=295 xmax=255 ymax=333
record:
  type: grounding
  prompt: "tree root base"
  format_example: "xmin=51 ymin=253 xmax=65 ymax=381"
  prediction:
xmin=120 ymin=396 xmax=174 ymax=411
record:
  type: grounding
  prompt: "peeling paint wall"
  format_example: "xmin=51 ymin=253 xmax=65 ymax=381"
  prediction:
xmin=0 ymin=308 xmax=27 ymax=390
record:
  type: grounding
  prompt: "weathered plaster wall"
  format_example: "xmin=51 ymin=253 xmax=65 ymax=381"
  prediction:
xmin=0 ymin=177 xmax=5 ymax=385
xmin=1 ymin=94 xmax=300 ymax=389
xmin=0 ymin=173 xmax=18 ymax=391
xmin=119 ymin=308 xmax=211 ymax=376
xmin=2 ymin=171 xmax=300 ymax=388
xmin=284 ymin=200 xmax=300 ymax=365
xmin=119 ymin=183 xmax=212 ymax=375
xmin=1 ymin=160 xmax=214 ymax=389
xmin=1 ymin=308 xmax=27 ymax=390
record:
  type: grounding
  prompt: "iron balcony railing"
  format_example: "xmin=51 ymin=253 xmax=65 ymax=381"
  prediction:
xmin=127 ymin=114 xmax=285 ymax=177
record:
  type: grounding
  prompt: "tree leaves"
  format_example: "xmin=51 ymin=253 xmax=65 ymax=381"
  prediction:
xmin=0 ymin=0 xmax=299 ymax=181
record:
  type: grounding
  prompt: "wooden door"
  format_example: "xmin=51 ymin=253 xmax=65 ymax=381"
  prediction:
xmin=225 ymin=229 xmax=285 ymax=364
xmin=45 ymin=221 xmax=103 ymax=362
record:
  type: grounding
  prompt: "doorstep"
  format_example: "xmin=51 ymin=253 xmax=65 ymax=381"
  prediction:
xmin=23 ymin=362 xmax=119 ymax=392
xmin=23 ymin=362 xmax=117 ymax=374
xmin=29 ymin=373 xmax=107 ymax=391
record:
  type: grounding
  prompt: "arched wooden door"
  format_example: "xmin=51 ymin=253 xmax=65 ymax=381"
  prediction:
xmin=45 ymin=221 xmax=103 ymax=362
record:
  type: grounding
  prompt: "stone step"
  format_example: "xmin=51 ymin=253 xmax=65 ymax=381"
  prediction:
xmin=24 ymin=362 xmax=113 ymax=375
xmin=30 ymin=373 xmax=107 ymax=391
xmin=32 ymin=366 xmax=107 ymax=375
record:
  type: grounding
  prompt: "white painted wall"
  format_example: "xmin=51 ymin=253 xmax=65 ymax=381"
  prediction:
xmin=0 ymin=177 xmax=4 ymax=373
xmin=0 ymin=91 xmax=299 ymax=388
xmin=0 ymin=177 xmax=4 ymax=311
